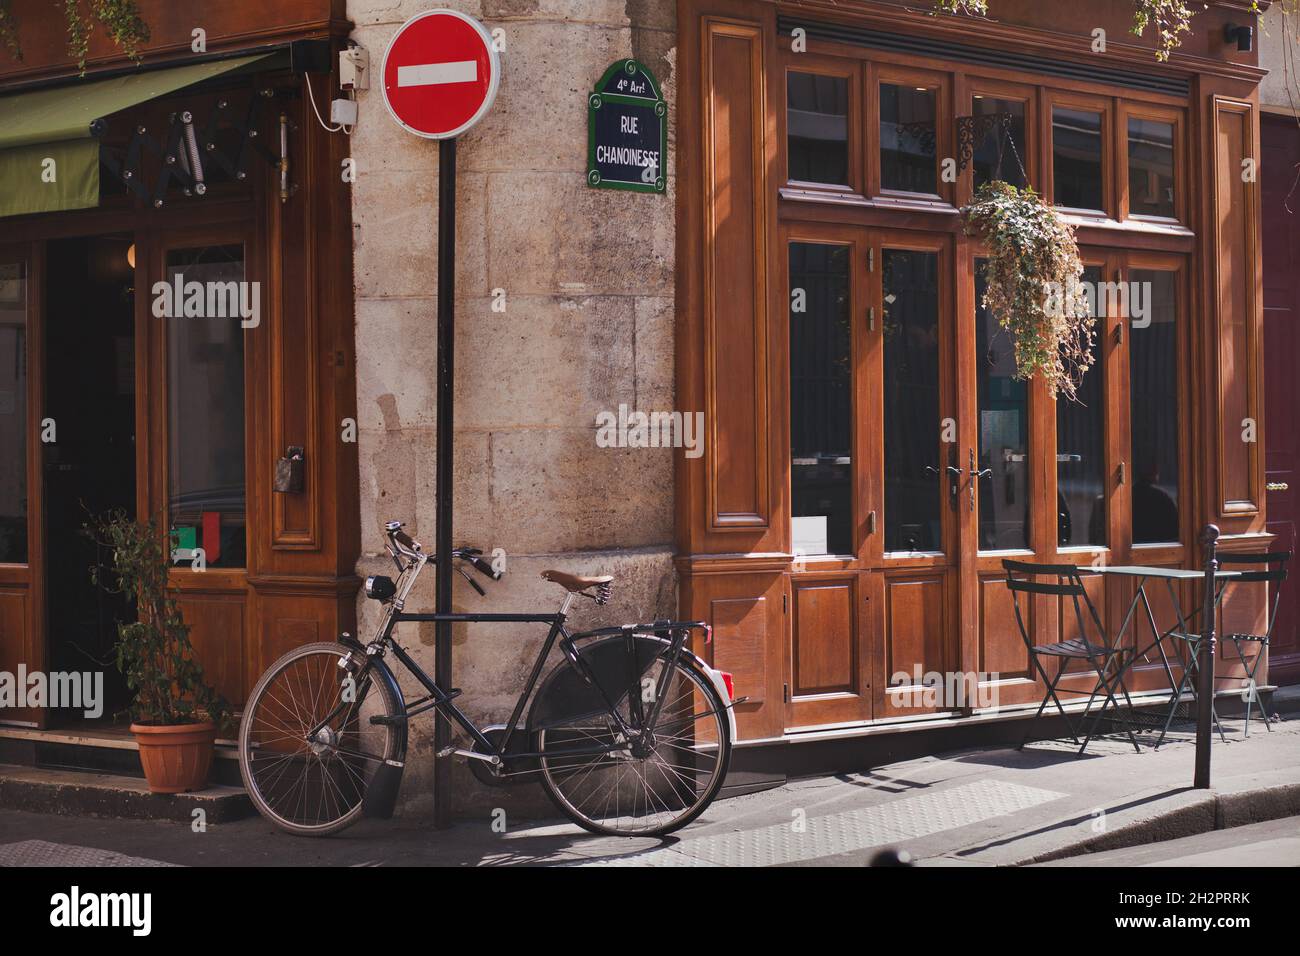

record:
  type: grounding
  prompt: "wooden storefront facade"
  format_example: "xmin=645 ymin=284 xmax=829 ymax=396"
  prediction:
xmin=0 ymin=1 xmax=358 ymax=728
xmin=675 ymin=0 xmax=1285 ymax=744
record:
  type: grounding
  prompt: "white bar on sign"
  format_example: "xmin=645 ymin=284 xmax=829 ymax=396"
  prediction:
xmin=398 ymin=60 xmax=478 ymax=87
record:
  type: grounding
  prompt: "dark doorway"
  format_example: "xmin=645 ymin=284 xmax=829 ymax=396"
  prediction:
xmin=44 ymin=235 xmax=137 ymax=724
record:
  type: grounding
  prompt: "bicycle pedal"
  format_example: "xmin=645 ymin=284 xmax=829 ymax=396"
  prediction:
xmin=369 ymin=714 xmax=407 ymax=726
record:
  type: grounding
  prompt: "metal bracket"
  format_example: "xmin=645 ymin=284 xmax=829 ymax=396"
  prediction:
xmin=93 ymin=90 xmax=280 ymax=208
xmin=955 ymin=111 xmax=1014 ymax=173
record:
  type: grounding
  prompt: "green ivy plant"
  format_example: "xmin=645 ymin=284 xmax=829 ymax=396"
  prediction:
xmin=962 ymin=181 xmax=1096 ymax=402
xmin=0 ymin=0 xmax=150 ymax=71
xmin=85 ymin=511 xmax=227 ymax=728
xmin=934 ymin=0 xmax=1199 ymax=62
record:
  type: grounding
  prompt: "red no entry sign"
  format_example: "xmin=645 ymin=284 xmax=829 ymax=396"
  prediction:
xmin=380 ymin=9 xmax=500 ymax=140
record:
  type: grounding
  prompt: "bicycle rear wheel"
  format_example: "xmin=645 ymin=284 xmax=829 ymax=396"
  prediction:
xmin=239 ymin=642 xmax=401 ymax=836
xmin=536 ymin=654 xmax=731 ymax=837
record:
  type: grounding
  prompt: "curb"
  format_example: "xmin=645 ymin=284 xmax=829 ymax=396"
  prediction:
xmin=1025 ymin=781 xmax=1300 ymax=864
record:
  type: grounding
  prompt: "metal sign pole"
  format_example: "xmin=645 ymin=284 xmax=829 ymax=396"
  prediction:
xmin=1194 ymin=523 xmax=1220 ymax=789
xmin=433 ymin=136 xmax=457 ymax=828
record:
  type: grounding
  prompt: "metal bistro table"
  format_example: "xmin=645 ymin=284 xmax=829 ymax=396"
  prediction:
xmin=1094 ymin=565 xmax=1241 ymax=749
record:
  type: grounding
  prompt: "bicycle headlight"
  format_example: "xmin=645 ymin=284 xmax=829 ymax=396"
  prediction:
xmin=365 ymin=575 xmax=397 ymax=601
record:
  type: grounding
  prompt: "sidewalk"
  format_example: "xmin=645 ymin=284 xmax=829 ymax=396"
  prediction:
xmin=0 ymin=716 xmax=1297 ymax=867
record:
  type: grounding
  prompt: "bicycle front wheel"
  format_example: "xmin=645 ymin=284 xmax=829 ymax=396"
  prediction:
xmin=239 ymin=642 xmax=401 ymax=836
xmin=536 ymin=654 xmax=732 ymax=837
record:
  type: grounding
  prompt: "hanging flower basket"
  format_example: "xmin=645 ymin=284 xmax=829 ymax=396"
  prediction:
xmin=962 ymin=180 xmax=1097 ymax=403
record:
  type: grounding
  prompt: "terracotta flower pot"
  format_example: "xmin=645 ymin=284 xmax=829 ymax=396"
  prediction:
xmin=130 ymin=721 xmax=217 ymax=794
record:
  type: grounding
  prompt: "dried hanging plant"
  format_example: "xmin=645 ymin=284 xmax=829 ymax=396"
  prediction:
xmin=963 ymin=181 xmax=1096 ymax=402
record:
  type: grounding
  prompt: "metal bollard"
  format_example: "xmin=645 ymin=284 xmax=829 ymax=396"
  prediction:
xmin=1194 ymin=524 xmax=1220 ymax=789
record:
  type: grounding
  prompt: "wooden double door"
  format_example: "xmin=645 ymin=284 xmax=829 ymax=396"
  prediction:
xmin=782 ymin=223 xmax=1192 ymax=731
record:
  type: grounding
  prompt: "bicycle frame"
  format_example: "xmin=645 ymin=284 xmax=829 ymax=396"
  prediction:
xmin=320 ymin=546 xmax=709 ymax=768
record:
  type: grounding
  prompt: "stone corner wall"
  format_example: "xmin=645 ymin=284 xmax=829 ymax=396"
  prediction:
xmin=346 ymin=0 xmax=681 ymax=819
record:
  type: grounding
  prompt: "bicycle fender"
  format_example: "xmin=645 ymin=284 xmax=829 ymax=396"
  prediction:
xmin=526 ymin=635 xmax=736 ymax=744
xmin=358 ymin=654 xmax=408 ymax=820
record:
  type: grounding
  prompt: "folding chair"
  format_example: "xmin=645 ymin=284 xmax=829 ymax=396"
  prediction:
xmin=1004 ymin=560 xmax=1139 ymax=755
xmin=1217 ymin=550 xmax=1290 ymax=736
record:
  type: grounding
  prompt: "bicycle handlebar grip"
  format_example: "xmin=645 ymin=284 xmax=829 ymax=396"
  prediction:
xmin=394 ymin=529 xmax=419 ymax=551
xmin=467 ymin=555 xmax=502 ymax=580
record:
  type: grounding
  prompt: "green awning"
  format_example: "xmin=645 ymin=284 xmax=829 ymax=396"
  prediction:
xmin=0 ymin=53 xmax=277 ymax=219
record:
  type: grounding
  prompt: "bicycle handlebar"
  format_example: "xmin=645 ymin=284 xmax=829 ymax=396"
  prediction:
xmin=383 ymin=522 xmax=502 ymax=584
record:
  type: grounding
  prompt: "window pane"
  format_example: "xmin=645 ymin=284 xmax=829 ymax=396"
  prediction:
xmin=1057 ymin=266 xmax=1106 ymax=548
xmin=0 ymin=261 xmax=27 ymax=563
xmin=881 ymin=84 xmax=937 ymax=194
xmin=972 ymin=97 xmax=1028 ymax=191
xmin=1128 ymin=117 xmax=1175 ymax=219
xmin=167 ymin=245 xmax=247 ymax=568
xmin=1129 ymin=269 xmax=1180 ymax=545
xmin=975 ymin=261 xmax=1030 ymax=551
xmin=884 ymin=249 xmax=941 ymax=552
xmin=788 ymin=72 xmax=849 ymax=186
xmin=790 ymin=243 xmax=853 ymax=556
xmin=1053 ymin=106 xmax=1104 ymax=211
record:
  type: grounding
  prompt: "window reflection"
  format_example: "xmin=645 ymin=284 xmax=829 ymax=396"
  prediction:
xmin=973 ymin=97 xmax=1028 ymax=191
xmin=1057 ymin=266 xmax=1106 ymax=548
xmin=788 ymin=72 xmax=850 ymax=186
xmin=0 ymin=261 xmax=26 ymax=563
xmin=1053 ymin=106 xmax=1105 ymax=211
xmin=884 ymin=249 xmax=942 ymax=552
xmin=790 ymin=242 xmax=853 ymax=557
xmin=881 ymin=84 xmax=937 ymax=194
xmin=167 ymin=245 xmax=247 ymax=568
xmin=1129 ymin=269 xmax=1180 ymax=545
xmin=975 ymin=261 xmax=1030 ymax=551
xmin=1128 ymin=117 xmax=1175 ymax=219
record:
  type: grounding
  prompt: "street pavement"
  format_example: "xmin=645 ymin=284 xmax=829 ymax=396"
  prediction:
xmin=0 ymin=716 xmax=1297 ymax=867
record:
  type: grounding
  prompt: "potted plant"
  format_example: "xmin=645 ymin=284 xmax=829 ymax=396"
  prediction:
xmin=87 ymin=511 xmax=227 ymax=793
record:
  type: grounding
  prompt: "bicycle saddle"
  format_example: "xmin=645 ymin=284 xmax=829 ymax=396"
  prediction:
xmin=541 ymin=569 xmax=614 ymax=592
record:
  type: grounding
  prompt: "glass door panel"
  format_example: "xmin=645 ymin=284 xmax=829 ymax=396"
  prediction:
xmin=975 ymin=261 xmax=1030 ymax=552
xmin=789 ymin=241 xmax=853 ymax=557
xmin=165 ymin=244 xmax=248 ymax=568
xmin=1128 ymin=267 xmax=1181 ymax=546
xmin=1056 ymin=265 xmax=1107 ymax=550
xmin=0 ymin=259 xmax=28 ymax=564
xmin=882 ymin=248 xmax=943 ymax=554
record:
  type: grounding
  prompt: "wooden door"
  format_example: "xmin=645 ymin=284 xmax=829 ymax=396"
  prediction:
xmin=870 ymin=231 xmax=959 ymax=720
xmin=1262 ymin=112 xmax=1300 ymax=686
xmin=0 ymin=241 xmax=45 ymax=727
xmin=144 ymin=223 xmax=258 ymax=708
xmin=782 ymin=222 xmax=875 ymax=729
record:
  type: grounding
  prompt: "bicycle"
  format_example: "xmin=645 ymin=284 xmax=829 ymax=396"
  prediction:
xmin=238 ymin=521 xmax=738 ymax=837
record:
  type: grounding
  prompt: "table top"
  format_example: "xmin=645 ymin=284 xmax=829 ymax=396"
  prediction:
xmin=1094 ymin=566 xmax=1242 ymax=580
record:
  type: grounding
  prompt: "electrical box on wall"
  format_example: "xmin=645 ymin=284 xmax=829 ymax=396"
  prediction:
xmin=340 ymin=46 xmax=370 ymax=90
xmin=331 ymin=99 xmax=359 ymax=126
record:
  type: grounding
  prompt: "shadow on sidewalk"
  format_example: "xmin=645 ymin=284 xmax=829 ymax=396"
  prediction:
xmin=950 ymin=787 xmax=1193 ymax=858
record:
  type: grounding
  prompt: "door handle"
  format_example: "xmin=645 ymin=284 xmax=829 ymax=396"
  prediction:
xmin=1267 ymin=482 xmax=1290 ymax=492
xmin=969 ymin=448 xmax=992 ymax=512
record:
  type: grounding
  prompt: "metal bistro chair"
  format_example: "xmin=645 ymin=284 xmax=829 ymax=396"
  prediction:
xmin=1004 ymin=560 xmax=1139 ymax=755
xmin=1216 ymin=550 xmax=1290 ymax=736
